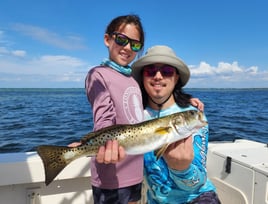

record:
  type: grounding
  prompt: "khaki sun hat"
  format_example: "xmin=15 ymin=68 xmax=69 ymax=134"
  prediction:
xmin=132 ymin=45 xmax=190 ymax=87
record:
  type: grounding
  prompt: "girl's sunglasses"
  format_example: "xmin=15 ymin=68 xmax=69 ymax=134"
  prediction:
xmin=143 ymin=65 xmax=177 ymax=77
xmin=112 ymin=32 xmax=143 ymax=52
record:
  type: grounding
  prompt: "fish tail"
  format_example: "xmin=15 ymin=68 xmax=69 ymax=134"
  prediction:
xmin=37 ymin=145 xmax=74 ymax=186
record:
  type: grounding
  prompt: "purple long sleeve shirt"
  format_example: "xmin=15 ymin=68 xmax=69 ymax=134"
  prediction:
xmin=85 ymin=66 xmax=144 ymax=189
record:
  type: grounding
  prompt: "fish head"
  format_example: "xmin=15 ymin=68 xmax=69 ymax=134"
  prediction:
xmin=171 ymin=110 xmax=208 ymax=137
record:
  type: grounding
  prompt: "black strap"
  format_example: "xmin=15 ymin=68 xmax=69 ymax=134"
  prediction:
xmin=149 ymin=94 xmax=172 ymax=118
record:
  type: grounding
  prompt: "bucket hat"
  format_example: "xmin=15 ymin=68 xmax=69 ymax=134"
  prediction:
xmin=132 ymin=45 xmax=190 ymax=87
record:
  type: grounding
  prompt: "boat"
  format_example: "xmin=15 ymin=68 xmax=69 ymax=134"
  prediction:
xmin=0 ymin=139 xmax=267 ymax=204
xmin=207 ymin=139 xmax=268 ymax=204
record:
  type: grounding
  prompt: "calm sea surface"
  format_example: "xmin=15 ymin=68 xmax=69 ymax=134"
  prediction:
xmin=0 ymin=88 xmax=267 ymax=153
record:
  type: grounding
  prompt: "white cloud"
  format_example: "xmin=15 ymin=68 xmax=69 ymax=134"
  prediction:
xmin=190 ymin=61 xmax=214 ymax=76
xmin=0 ymin=30 xmax=6 ymax=43
xmin=216 ymin=61 xmax=243 ymax=74
xmin=0 ymin=50 xmax=267 ymax=88
xmin=0 ymin=27 xmax=90 ymax=87
xmin=0 ymin=29 xmax=27 ymax=58
xmin=11 ymin=23 xmax=87 ymax=50
xmin=245 ymin=66 xmax=258 ymax=74
xmin=0 ymin=46 xmax=9 ymax=54
xmin=0 ymin=46 xmax=27 ymax=58
xmin=11 ymin=50 xmax=26 ymax=57
xmin=0 ymin=53 xmax=90 ymax=87
xmin=188 ymin=61 xmax=268 ymax=88
xmin=38 ymin=55 xmax=84 ymax=67
xmin=190 ymin=61 xmax=246 ymax=76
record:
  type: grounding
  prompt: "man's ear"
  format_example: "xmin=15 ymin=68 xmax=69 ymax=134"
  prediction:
xmin=175 ymin=74 xmax=179 ymax=84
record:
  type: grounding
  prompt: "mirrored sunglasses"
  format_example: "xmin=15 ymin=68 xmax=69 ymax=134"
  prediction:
xmin=143 ymin=65 xmax=176 ymax=77
xmin=112 ymin=32 xmax=143 ymax=52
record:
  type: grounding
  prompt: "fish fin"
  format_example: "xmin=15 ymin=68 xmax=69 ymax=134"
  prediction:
xmin=80 ymin=124 xmax=127 ymax=144
xmin=154 ymin=144 xmax=170 ymax=160
xmin=154 ymin=127 xmax=171 ymax=135
xmin=37 ymin=145 xmax=74 ymax=186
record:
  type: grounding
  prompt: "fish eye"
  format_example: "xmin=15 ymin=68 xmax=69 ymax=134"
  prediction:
xmin=189 ymin=110 xmax=195 ymax=115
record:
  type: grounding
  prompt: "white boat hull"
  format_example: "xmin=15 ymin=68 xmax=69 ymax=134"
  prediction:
xmin=0 ymin=153 xmax=93 ymax=204
xmin=207 ymin=139 xmax=268 ymax=204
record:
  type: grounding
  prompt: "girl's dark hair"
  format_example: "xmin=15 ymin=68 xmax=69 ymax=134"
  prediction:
xmin=105 ymin=14 xmax=145 ymax=54
xmin=140 ymin=77 xmax=192 ymax=109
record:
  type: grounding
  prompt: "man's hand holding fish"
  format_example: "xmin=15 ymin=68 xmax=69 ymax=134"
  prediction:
xmin=163 ymin=136 xmax=194 ymax=171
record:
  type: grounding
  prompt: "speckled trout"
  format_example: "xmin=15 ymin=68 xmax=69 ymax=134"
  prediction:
xmin=37 ymin=110 xmax=207 ymax=185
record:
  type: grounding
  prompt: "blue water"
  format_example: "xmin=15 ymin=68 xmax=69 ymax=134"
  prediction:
xmin=0 ymin=88 xmax=267 ymax=153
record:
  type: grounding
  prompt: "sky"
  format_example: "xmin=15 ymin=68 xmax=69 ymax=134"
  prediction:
xmin=0 ymin=0 xmax=267 ymax=88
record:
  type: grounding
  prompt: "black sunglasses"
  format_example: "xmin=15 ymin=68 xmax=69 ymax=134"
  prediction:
xmin=112 ymin=32 xmax=143 ymax=52
xmin=143 ymin=65 xmax=176 ymax=77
